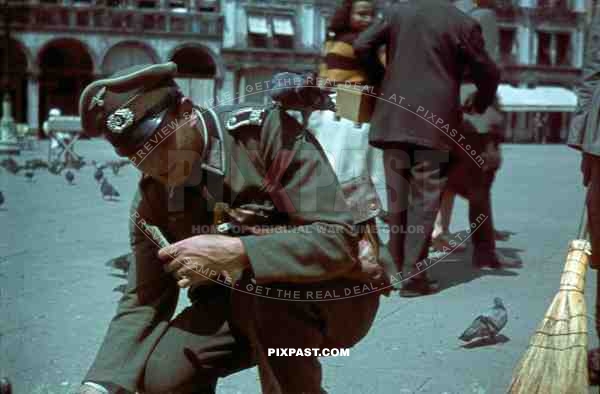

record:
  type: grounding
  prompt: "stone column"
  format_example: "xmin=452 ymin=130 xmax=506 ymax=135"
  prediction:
xmin=301 ymin=4 xmax=315 ymax=48
xmin=27 ymin=74 xmax=39 ymax=136
xmin=0 ymin=92 xmax=20 ymax=154
xmin=517 ymin=25 xmax=531 ymax=64
xmin=531 ymin=27 xmax=538 ymax=64
xmin=222 ymin=0 xmax=236 ymax=48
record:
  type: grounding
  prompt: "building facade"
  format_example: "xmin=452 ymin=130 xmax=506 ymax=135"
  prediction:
xmin=0 ymin=0 xmax=593 ymax=141
xmin=492 ymin=0 xmax=588 ymax=142
xmin=0 ymin=0 xmax=337 ymax=135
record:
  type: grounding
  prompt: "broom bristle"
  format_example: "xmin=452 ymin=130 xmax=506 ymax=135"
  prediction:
xmin=508 ymin=241 xmax=591 ymax=394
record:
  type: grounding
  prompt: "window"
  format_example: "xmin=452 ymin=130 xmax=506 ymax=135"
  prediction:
xmin=537 ymin=31 xmax=552 ymax=65
xmin=247 ymin=14 xmax=269 ymax=48
xmin=536 ymin=31 xmax=572 ymax=66
xmin=246 ymin=13 xmax=296 ymax=49
xmin=555 ymin=32 xmax=571 ymax=66
xmin=195 ymin=0 xmax=218 ymax=12
xmin=537 ymin=0 xmax=569 ymax=8
xmin=272 ymin=16 xmax=294 ymax=49
xmin=170 ymin=0 xmax=188 ymax=12
xmin=138 ymin=0 xmax=157 ymax=8
xmin=499 ymin=28 xmax=517 ymax=64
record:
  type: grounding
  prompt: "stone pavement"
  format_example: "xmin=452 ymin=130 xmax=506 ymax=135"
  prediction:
xmin=0 ymin=140 xmax=597 ymax=394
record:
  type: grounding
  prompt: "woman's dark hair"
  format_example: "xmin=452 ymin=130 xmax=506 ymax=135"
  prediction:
xmin=327 ymin=0 xmax=373 ymax=37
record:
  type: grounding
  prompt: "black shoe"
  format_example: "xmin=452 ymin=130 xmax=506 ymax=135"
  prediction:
xmin=1 ymin=378 xmax=11 ymax=394
xmin=399 ymin=278 xmax=440 ymax=297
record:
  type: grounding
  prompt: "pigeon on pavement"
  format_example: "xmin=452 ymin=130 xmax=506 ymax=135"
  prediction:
xmin=101 ymin=178 xmax=120 ymax=200
xmin=94 ymin=167 xmax=104 ymax=183
xmin=1 ymin=158 xmax=21 ymax=174
xmin=109 ymin=159 xmax=130 ymax=175
xmin=459 ymin=297 xmax=507 ymax=342
xmin=24 ymin=171 xmax=34 ymax=182
xmin=65 ymin=170 xmax=75 ymax=185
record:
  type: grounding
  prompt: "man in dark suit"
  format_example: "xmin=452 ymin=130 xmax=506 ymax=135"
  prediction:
xmin=354 ymin=0 xmax=500 ymax=297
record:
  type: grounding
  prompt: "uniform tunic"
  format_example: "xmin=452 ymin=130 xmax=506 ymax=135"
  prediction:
xmin=84 ymin=106 xmax=380 ymax=393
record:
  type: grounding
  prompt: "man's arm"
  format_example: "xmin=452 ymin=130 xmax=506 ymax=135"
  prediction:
xmin=353 ymin=17 xmax=390 ymax=85
xmin=84 ymin=184 xmax=179 ymax=392
xmin=459 ymin=20 xmax=501 ymax=114
xmin=569 ymin=18 xmax=600 ymax=151
xmin=240 ymin=109 xmax=361 ymax=285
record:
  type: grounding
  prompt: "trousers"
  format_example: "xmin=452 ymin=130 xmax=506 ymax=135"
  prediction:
xmin=446 ymin=133 xmax=500 ymax=257
xmin=382 ymin=143 xmax=450 ymax=280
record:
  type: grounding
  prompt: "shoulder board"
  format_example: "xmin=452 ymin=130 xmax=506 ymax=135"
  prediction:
xmin=224 ymin=105 xmax=270 ymax=133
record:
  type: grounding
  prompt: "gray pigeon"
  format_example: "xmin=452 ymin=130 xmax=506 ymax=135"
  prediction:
xmin=65 ymin=170 xmax=75 ymax=185
xmin=94 ymin=167 xmax=104 ymax=182
xmin=459 ymin=297 xmax=507 ymax=342
xmin=24 ymin=170 xmax=34 ymax=182
xmin=101 ymin=178 xmax=120 ymax=200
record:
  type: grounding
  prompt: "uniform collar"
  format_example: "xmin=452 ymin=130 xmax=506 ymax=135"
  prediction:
xmin=197 ymin=107 xmax=226 ymax=176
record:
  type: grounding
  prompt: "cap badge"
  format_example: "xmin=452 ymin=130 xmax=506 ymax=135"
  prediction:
xmin=88 ymin=86 xmax=106 ymax=110
xmin=107 ymin=108 xmax=135 ymax=134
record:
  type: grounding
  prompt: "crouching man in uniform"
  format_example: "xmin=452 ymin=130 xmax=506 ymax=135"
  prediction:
xmin=76 ymin=62 xmax=384 ymax=394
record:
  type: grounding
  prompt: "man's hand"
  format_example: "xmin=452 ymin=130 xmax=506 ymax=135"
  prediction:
xmin=158 ymin=235 xmax=250 ymax=288
xmin=345 ymin=238 xmax=391 ymax=296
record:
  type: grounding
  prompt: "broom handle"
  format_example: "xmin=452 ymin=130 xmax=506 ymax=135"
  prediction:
xmin=578 ymin=186 xmax=590 ymax=241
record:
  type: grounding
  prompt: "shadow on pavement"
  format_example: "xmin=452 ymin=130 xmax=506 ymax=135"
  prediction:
xmin=105 ymin=253 xmax=131 ymax=293
xmin=428 ymin=247 xmax=521 ymax=292
xmin=461 ymin=334 xmax=510 ymax=349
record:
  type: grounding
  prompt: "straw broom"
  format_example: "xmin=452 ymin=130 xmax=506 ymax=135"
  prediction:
xmin=508 ymin=201 xmax=592 ymax=394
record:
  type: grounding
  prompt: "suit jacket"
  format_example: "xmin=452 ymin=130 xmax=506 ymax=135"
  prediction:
xmin=84 ymin=105 xmax=372 ymax=391
xmin=353 ymin=0 xmax=500 ymax=151
xmin=568 ymin=14 xmax=600 ymax=157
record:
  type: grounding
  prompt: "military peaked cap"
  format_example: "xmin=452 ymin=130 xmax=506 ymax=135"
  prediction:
xmin=79 ymin=62 xmax=180 ymax=156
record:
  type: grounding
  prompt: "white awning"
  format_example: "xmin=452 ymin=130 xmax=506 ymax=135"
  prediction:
xmin=248 ymin=15 xmax=269 ymax=35
xmin=272 ymin=17 xmax=294 ymax=36
xmin=497 ymin=84 xmax=578 ymax=112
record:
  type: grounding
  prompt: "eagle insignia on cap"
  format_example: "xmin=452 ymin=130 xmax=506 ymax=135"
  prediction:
xmin=107 ymin=108 xmax=135 ymax=134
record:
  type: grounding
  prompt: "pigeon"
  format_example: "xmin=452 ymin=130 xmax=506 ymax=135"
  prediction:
xmin=111 ymin=161 xmax=121 ymax=175
xmin=0 ymin=191 xmax=4 ymax=207
xmin=105 ymin=253 xmax=131 ymax=272
xmin=1 ymin=158 xmax=21 ymax=174
xmin=23 ymin=159 xmax=48 ymax=171
xmin=110 ymin=159 xmax=130 ymax=175
xmin=24 ymin=170 xmax=34 ymax=182
xmin=101 ymin=178 xmax=120 ymax=200
xmin=0 ymin=377 xmax=11 ymax=394
xmin=459 ymin=297 xmax=507 ymax=342
xmin=65 ymin=170 xmax=75 ymax=185
xmin=94 ymin=167 xmax=104 ymax=183
xmin=50 ymin=163 xmax=65 ymax=175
